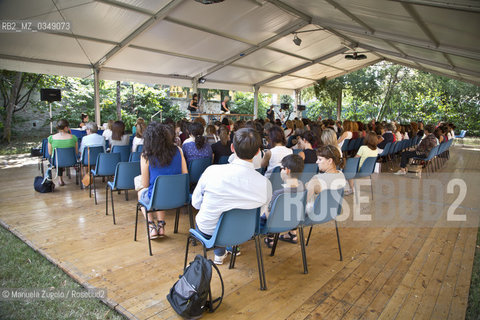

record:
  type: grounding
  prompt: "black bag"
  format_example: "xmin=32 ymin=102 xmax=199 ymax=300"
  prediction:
xmin=34 ymin=167 xmax=55 ymax=193
xmin=31 ymin=148 xmax=42 ymax=157
xmin=167 ymin=255 xmax=224 ymax=319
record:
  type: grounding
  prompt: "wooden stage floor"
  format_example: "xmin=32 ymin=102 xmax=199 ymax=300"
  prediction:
xmin=0 ymin=146 xmax=479 ymax=320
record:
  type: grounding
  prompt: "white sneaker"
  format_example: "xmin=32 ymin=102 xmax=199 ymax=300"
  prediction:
xmin=394 ymin=169 xmax=407 ymax=175
xmin=344 ymin=189 xmax=354 ymax=196
xmin=213 ymin=252 xmax=228 ymax=265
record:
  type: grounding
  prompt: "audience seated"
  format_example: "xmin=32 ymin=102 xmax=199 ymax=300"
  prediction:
xmin=79 ymin=113 xmax=88 ymax=129
xmin=395 ymin=124 xmax=437 ymax=175
xmin=346 ymin=131 xmax=378 ymax=195
xmin=132 ymin=119 xmax=146 ymax=152
xmin=138 ymin=122 xmax=188 ymax=239
xmin=192 ymin=128 xmax=272 ymax=265
xmin=320 ymin=128 xmax=342 ymax=155
xmin=79 ymin=122 xmax=105 ymax=158
xmin=262 ymin=154 xmax=305 ymax=247
xmin=378 ymin=123 xmax=395 ymax=150
xmin=102 ymin=120 xmax=114 ymax=142
xmin=305 ymin=145 xmax=346 ymax=215
xmin=182 ymin=122 xmax=212 ymax=166
xmin=48 ymin=119 xmax=79 ymax=186
xmin=298 ymin=131 xmax=317 ymax=164
xmin=109 ymin=120 xmax=130 ymax=148
xmin=261 ymin=125 xmax=293 ymax=178
xmin=284 ymin=120 xmax=294 ymax=138
xmin=337 ymin=120 xmax=353 ymax=148
xmin=211 ymin=125 xmax=232 ymax=164
xmin=205 ymin=124 xmax=219 ymax=145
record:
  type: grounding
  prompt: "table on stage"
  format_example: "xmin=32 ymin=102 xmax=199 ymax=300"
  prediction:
xmin=190 ymin=113 xmax=254 ymax=122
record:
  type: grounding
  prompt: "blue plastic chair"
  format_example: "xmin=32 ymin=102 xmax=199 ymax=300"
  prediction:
xmin=39 ymin=138 xmax=49 ymax=175
xmin=52 ymin=147 xmax=79 ymax=185
xmin=106 ymin=162 xmax=141 ymax=224
xmin=256 ymin=167 xmax=265 ymax=175
xmin=79 ymin=146 xmax=104 ymax=189
xmin=292 ymin=149 xmax=302 ymax=155
xmin=135 ymin=174 xmax=192 ymax=256
xmin=217 ymin=155 xmax=229 ymax=164
xmin=343 ymin=157 xmax=360 ymax=180
xmin=455 ymin=130 xmax=466 ymax=139
xmin=301 ymin=188 xmax=345 ymax=273
xmin=136 ymin=145 xmax=143 ymax=153
xmin=340 ymin=139 xmax=351 ymax=157
xmin=413 ymin=145 xmax=440 ymax=176
xmin=111 ymin=145 xmax=131 ymax=162
xmin=352 ymin=157 xmax=377 ymax=201
xmin=188 ymin=158 xmax=212 ymax=185
xmin=299 ymin=163 xmax=319 ymax=185
xmin=129 ymin=151 xmax=142 ymax=162
xmin=268 ymin=166 xmax=283 ymax=192
xmin=184 ymin=208 xmax=266 ymax=289
xmin=260 ymin=191 xmax=308 ymax=275
xmin=353 ymin=137 xmax=364 ymax=152
xmin=90 ymin=152 xmax=121 ymax=205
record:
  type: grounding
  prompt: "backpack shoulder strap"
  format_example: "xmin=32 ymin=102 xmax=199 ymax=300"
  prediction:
xmin=207 ymin=260 xmax=224 ymax=312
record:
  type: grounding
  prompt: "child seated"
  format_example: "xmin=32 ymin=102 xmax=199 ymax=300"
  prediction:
xmin=262 ymin=154 xmax=305 ymax=248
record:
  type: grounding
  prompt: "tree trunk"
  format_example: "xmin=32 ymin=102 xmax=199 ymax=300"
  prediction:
xmin=3 ymin=72 xmax=22 ymax=143
xmin=336 ymin=90 xmax=342 ymax=121
xmin=116 ymin=81 xmax=121 ymax=120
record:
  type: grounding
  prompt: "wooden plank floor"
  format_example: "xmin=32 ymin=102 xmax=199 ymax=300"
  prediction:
xmin=0 ymin=146 xmax=478 ymax=320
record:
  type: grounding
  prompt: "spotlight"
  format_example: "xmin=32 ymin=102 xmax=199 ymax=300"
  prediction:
xmin=198 ymin=77 xmax=206 ymax=84
xmin=293 ymin=34 xmax=302 ymax=46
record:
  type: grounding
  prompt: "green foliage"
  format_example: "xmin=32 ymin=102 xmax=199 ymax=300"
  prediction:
xmin=230 ymin=91 xmax=269 ymax=118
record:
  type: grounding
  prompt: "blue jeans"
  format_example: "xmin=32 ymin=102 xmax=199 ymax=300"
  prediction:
xmin=198 ymin=230 xmax=226 ymax=256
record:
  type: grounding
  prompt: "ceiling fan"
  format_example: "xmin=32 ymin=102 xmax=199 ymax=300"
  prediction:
xmin=344 ymin=51 xmax=368 ymax=60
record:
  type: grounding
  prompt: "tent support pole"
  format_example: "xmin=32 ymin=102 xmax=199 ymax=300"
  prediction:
xmin=295 ymin=89 xmax=301 ymax=118
xmin=94 ymin=68 xmax=101 ymax=124
xmin=253 ymin=85 xmax=259 ymax=120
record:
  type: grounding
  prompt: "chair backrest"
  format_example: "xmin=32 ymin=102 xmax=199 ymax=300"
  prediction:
xmin=378 ymin=142 xmax=392 ymax=157
xmin=292 ymin=149 xmax=302 ymax=155
xmin=341 ymin=139 xmax=351 ymax=152
xmin=255 ymin=167 xmax=265 ymax=175
xmin=148 ymin=174 xmax=189 ymax=210
xmin=188 ymin=158 xmax=212 ymax=184
xmin=213 ymin=208 xmax=259 ymax=248
xmin=343 ymin=157 xmax=360 ymax=180
xmin=269 ymin=166 xmax=283 ymax=191
xmin=218 ymin=155 xmax=229 ymax=164
xmin=94 ymin=152 xmax=121 ymax=176
xmin=265 ymin=191 xmax=307 ymax=233
xmin=112 ymin=162 xmax=141 ymax=190
xmin=387 ymin=142 xmax=397 ymax=155
xmin=129 ymin=151 xmax=142 ymax=162
xmin=347 ymin=138 xmax=357 ymax=152
xmin=136 ymin=145 xmax=143 ymax=153
xmin=53 ymin=147 xmax=77 ymax=168
xmin=424 ymin=145 xmax=440 ymax=161
xmin=300 ymin=163 xmax=319 ymax=185
xmin=81 ymin=146 xmax=104 ymax=166
xmin=353 ymin=137 xmax=364 ymax=152
xmin=355 ymin=156 xmax=377 ymax=178
xmin=41 ymin=138 xmax=49 ymax=159
xmin=111 ymin=145 xmax=131 ymax=162
xmin=304 ymin=188 xmax=344 ymax=226
xmin=392 ymin=141 xmax=402 ymax=154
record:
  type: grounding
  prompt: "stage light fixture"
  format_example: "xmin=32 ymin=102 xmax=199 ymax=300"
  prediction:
xmin=293 ymin=34 xmax=302 ymax=46
xmin=198 ymin=77 xmax=206 ymax=84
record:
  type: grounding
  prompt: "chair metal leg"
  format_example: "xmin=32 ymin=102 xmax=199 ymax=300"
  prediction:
xmin=202 ymin=246 xmax=207 ymax=258
xmin=370 ymin=175 xmax=374 ymax=201
xmin=254 ymin=236 xmax=267 ymax=290
xmin=187 ymin=205 xmax=197 ymax=246
xmin=93 ymin=175 xmax=97 ymax=205
xmin=105 ymin=185 xmax=109 ymax=216
xmin=184 ymin=236 xmax=191 ymax=270
xmin=174 ymin=208 xmax=180 ymax=234
xmin=306 ymin=226 xmax=313 ymax=246
xmin=145 ymin=211 xmax=153 ymax=256
xmin=335 ymin=220 xmax=343 ymax=261
xmin=125 ymin=190 xmax=128 ymax=201
xmin=298 ymin=226 xmax=308 ymax=274
xmin=134 ymin=204 xmax=139 ymax=241
xmin=229 ymin=246 xmax=238 ymax=269
xmin=270 ymin=233 xmax=280 ymax=256
xmin=111 ymin=188 xmax=116 ymax=225
xmin=89 ymin=174 xmax=92 ymax=198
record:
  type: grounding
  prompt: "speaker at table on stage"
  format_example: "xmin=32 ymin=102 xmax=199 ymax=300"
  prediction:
xmin=297 ymin=104 xmax=306 ymax=111
xmin=40 ymin=89 xmax=61 ymax=102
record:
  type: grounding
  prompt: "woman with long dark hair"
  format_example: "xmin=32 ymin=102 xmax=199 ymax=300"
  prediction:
xmin=109 ymin=120 xmax=130 ymax=147
xmin=138 ymin=122 xmax=187 ymax=239
xmin=181 ymin=122 xmax=212 ymax=166
xmin=211 ymin=125 xmax=232 ymax=164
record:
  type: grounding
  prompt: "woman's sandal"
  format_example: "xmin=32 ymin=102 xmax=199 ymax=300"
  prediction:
xmin=279 ymin=231 xmax=297 ymax=244
xmin=157 ymin=220 xmax=166 ymax=237
xmin=264 ymin=236 xmax=275 ymax=248
xmin=148 ymin=221 xmax=158 ymax=239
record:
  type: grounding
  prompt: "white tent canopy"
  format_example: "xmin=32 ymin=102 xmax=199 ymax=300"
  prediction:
xmin=1 ymin=0 xmax=479 ymax=111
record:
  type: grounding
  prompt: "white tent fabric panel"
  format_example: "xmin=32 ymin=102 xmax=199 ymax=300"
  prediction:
xmin=207 ymin=66 xmax=277 ymax=85
xmin=282 ymin=0 xmax=358 ymax=27
xmin=233 ymin=48 xmax=308 ymax=74
xmin=104 ymin=47 xmax=215 ymax=77
xmin=290 ymin=63 xmax=345 ymax=79
xmin=448 ymin=56 xmax=480 ymax=74
xmin=267 ymin=76 xmax=313 ymax=89
xmin=0 ymin=58 xmax=92 ymax=79
xmin=260 ymin=86 xmax=294 ymax=95
xmin=168 ymin=1 xmax=299 ymax=44
xmin=115 ymin=0 xmax=173 ymax=12
xmin=198 ymin=81 xmax=252 ymax=93
xmin=130 ymin=20 xmax=251 ymax=62
xmin=100 ymin=68 xmax=191 ymax=87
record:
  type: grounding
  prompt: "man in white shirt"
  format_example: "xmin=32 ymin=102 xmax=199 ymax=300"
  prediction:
xmin=79 ymin=122 xmax=105 ymax=157
xmin=192 ymin=128 xmax=272 ymax=264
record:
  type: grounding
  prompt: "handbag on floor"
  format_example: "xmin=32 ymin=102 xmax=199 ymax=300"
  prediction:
xmin=34 ymin=167 xmax=55 ymax=193
xmin=82 ymin=148 xmax=91 ymax=187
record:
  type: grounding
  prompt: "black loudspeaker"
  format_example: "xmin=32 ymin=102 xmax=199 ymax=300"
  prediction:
xmin=297 ymin=104 xmax=306 ymax=111
xmin=41 ymin=89 xmax=61 ymax=102
xmin=280 ymin=103 xmax=290 ymax=110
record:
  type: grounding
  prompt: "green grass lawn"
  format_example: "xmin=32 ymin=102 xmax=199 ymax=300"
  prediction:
xmin=0 ymin=226 xmax=126 ymax=320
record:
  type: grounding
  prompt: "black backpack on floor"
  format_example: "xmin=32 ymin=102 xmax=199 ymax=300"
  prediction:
xmin=34 ymin=167 xmax=55 ymax=193
xmin=167 ymin=254 xmax=224 ymax=319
